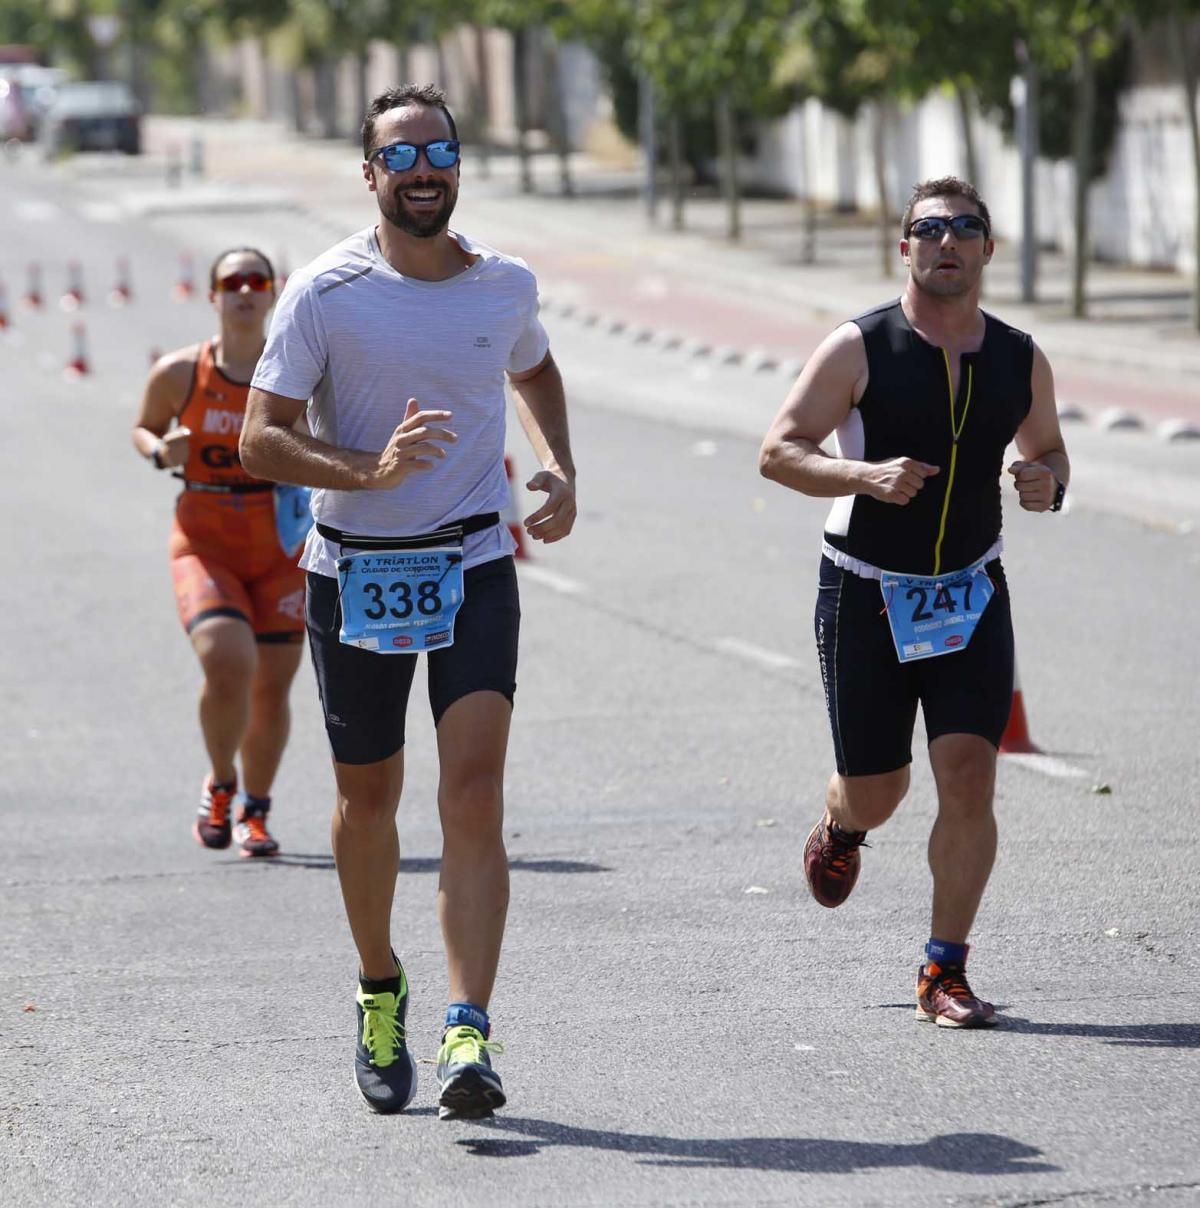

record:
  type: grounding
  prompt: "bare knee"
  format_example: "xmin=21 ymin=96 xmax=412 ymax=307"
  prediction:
xmin=334 ymin=760 xmax=403 ymax=831
xmin=439 ymin=773 xmax=504 ymax=838
xmin=930 ymin=736 xmax=996 ymax=817
xmin=831 ymin=765 xmax=910 ymax=831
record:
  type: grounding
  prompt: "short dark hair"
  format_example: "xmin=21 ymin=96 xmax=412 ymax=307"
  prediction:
xmin=362 ymin=84 xmax=458 ymax=159
xmin=208 ymin=246 xmax=275 ymax=290
xmin=901 ymin=177 xmax=992 ymax=239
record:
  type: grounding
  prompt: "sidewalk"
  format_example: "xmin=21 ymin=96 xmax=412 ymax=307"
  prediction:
xmin=139 ymin=116 xmax=1200 ymax=435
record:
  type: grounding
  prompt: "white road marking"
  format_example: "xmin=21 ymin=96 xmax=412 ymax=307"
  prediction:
xmin=516 ymin=564 xmax=585 ymax=595
xmin=1001 ymin=752 xmax=1091 ymax=780
xmin=14 ymin=200 xmax=62 ymax=223
xmin=713 ymin=637 xmax=801 ymax=672
xmin=78 ymin=202 xmax=123 ymax=224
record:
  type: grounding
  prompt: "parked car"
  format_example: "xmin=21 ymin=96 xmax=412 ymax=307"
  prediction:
xmin=40 ymin=80 xmax=140 ymax=157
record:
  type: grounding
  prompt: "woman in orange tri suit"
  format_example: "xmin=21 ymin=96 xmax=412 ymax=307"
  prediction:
xmin=132 ymin=247 xmax=307 ymax=858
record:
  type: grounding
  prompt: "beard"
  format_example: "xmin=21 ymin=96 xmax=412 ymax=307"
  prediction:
xmin=378 ymin=183 xmax=457 ymax=239
xmin=914 ymin=262 xmax=977 ymax=297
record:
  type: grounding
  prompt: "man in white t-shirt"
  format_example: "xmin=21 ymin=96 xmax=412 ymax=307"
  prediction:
xmin=240 ymin=84 xmax=576 ymax=1120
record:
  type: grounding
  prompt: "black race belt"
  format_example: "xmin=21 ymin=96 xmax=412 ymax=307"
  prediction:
xmin=317 ymin=512 xmax=500 ymax=552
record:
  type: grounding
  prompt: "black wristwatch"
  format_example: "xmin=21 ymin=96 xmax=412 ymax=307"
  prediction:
xmin=1050 ymin=478 xmax=1066 ymax=512
xmin=151 ymin=443 xmax=167 ymax=470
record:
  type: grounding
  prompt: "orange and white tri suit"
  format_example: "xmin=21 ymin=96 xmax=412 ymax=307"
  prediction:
xmin=168 ymin=341 xmax=305 ymax=642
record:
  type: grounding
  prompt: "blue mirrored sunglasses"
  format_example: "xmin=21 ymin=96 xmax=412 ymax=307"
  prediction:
xmin=370 ymin=139 xmax=461 ymax=172
xmin=908 ymin=214 xmax=989 ymax=241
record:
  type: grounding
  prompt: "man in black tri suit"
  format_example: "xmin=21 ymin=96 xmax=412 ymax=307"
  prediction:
xmin=759 ymin=176 xmax=1069 ymax=1028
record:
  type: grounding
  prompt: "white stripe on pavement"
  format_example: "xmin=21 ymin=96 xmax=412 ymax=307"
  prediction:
xmin=713 ymin=637 xmax=801 ymax=672
xmin=1001 ymin=752 xmax=1091 ymax=780
xmin=14 ymin=200 xmax=62 ymax=222
xmin=516 ymin=564 xmax=585 ymax=595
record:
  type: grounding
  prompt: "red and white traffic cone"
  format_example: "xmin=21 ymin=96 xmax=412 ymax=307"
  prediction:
xmin=172 ymin=251 xmax=196 ymax=301
xmin=276 ymin=249 xmax=289 ymax=290
xmin=0 ymin=278 xmax=10 ymax=331
xmin=61 ymin=260 xmax=85 ymax=310
xmin=999 ymin=657 xmax=1040 ymax=754
xmin=64 ymin=322 xmax=90 ymax=378
xmin=109 ymin=255 xmax=132 ymax=306
xmin=23 ymin=262 xmax=43 ymax=309
xmin=503 ymin=453 xmax=529 ymax=561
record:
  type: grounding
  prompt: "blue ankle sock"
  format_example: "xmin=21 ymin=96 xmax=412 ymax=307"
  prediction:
xmin=925 ymin=938 xmax=969 ymax=966
xmin=242 ymin=792 xmax=271 ymax=815
xmin=445 ymin=1001 xmax=490 ymax=1037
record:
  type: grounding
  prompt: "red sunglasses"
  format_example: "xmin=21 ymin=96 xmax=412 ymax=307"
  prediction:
xmin=215 ymin=271 xmax=273 ymax=293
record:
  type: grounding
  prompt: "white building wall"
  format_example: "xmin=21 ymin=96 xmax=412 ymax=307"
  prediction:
xmin=747 ymin=82 xmax=1199 ymax=273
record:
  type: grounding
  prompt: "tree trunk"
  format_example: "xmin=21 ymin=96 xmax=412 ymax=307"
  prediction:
xmin=512 ymin=28 xmax=534 ymax=194
xmin=473 ymin=24 xmax=492 ymax=179
xmin=355 ymin=47 xmax=370 ymax=145
xmin=1070 ymin=35 xmax=1097 ymax=319
xmin=1015 ymin=37 xmax=1039 ymax=303
xmin=799 ymin=95 xmax=817 ymax=264
xmin=954 ymin=82 xmax=979 ymax=185
xmin=873 ymin=101 xmax=892 ymax=278
xmin=668 ymin=109 xmax=685 ymax=231
xmin=1168 ymin=7 xmax=1200 ymax=333
xmin=715 ymin=95 xmax=740 ymax=241
xmin=287 ymin=66 xmax=304 ymax=134
xmin=544 ymin=35 xmax=573 ymax=197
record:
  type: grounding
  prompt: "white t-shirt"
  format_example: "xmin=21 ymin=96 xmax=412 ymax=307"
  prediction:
xmin=252 ymin=226 xmax=549 ymax=577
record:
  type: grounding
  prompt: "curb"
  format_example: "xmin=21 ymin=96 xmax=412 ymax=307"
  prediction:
xmin=538 ymin=293 xmax=1200 ymax=446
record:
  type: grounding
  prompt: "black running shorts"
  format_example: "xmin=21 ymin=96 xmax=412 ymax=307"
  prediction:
xmin=814 ymin=555 xmax=1014 ymax=777
xmin=305 ymin=556 xmax=520 ymax=765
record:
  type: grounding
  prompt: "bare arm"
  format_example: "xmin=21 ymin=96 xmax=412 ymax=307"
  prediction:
xmin=131 ymin=349 xmax=196 ymax=469
xmin=239 ymin=387 xmax=458 ymax=491
xmin=1008 ymin=343 xmax=1070 ymax=511
xmin=758 ymin=324 xmax=941 ymax=505
xmin=509 ymin=351 xmax=576 ymax=543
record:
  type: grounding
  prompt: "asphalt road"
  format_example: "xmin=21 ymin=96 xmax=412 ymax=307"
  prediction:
xmin=1 ymin=153 xmax=1198 ymax=1208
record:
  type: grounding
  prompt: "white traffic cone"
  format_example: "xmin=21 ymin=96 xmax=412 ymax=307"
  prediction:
xmin=502 ymin=454 xmax=529 ymax=561
xmin=64 ymin=322 xmax=90 ymax=378
xmin=61 ymin=260 xmax=85 ymax=310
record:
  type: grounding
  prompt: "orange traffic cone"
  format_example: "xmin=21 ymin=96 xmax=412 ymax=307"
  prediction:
xmin=61 ymin=260 xmax=85 ymax=310
xmin=109 ymin=255 xmax=132 ymax=306
xmin=999 ymin=657 xmax=1040 ymax=754
xmin=172 ymin=252 xmax=196 ymax=301
xmin=503 ymin=454 xmax=529 ymax=561
xmin=64 ymin=322 xmax=90 ymax=378
xmin=24 ymin=262 xmax=43 ymax=309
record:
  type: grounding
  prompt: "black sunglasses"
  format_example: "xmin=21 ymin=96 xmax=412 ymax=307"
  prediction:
xmin=215 ymin=271 xmax=273 ymax=293
xmin=369 ymin=140 xmax=461 ymax=172
xmin=907 ymin=214 xmax=990 ymax=241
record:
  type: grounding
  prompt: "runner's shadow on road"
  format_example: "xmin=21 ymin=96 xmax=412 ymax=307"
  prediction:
xmin=453 ymin=1120 xmax=1058 ymax=1174
xmin=1000 ymin=1018 xmax=1200 ymax=1048
xmin=871 ymin=1006 xmax=1200 ymax=1049
xmin=263 ymin=854 xmax=611 ymax=875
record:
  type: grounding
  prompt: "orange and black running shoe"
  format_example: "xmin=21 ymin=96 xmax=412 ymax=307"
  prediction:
xmin=803 ymin=816 xmax=868 ymax=908
xmin=233 ymin=806 xmax=280 ymax=859
xmin=193 ymin=778 xmax=235 ymax=850
xmin=915 ymin=962 xmax=998 ymax=1028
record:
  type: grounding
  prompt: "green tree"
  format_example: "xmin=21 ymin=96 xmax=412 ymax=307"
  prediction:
xmin=633 ymin=0 xmax=793 ymax=240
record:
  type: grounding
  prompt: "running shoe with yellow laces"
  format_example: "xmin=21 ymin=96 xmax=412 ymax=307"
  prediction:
xmin=915 ymin=961 xmax=998 ymax=1028
xmin=437 ymin=1025 xmax=506 ymax=1120
xmin=232 ymin=801 xmax=280 ymax=858
xmin=192 ymin=777 xmax=235 ymax=850
xmin=803 ymin=815 xmax=869 ymax=907
xmin=354 ymin=958 xmax=417 ymax=1113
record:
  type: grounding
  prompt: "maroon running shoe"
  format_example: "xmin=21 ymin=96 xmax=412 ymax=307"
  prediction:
xmin=915 ymin=962 xmax=998 ymax=1028
xmin=192 ymin=778 xmax=235 ymax=850
xmin=233 ymin=807 xmax=280 ymax=859
xmin=803 ymin=816 xmax=868 ymax=907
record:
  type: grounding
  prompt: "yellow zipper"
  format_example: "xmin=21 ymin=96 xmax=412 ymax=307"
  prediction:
xmin=932 ymin=348 xmax=973 ymax=575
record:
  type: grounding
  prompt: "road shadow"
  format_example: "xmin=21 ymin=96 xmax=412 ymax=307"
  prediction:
xmin=453 ymin=1119 xmax=1058 ymax=1174
xmin=870 ymin=1005 xmax=1200 ymax=1048
xmin=261 ymin=854 xmax=611 ymax=875
xmin=1000 ymin=1018 xmax=1200 ymax=1049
